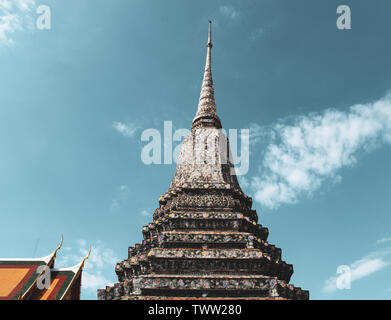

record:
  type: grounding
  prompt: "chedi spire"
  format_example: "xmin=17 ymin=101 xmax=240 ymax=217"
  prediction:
xmin=192 ymin=21 xmax=222 ymax=129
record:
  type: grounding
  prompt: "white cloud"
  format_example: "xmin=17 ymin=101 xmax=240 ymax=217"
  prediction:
xmin=249 ymin=27 xmax=264 ymax=41
xmin=140 ymin=209 xmax=151 ymax=217
xmin=110 ymin=185 xmax=130 ymax=210
xmin=238 ymin=176 xmax=249 ymax=189
xmin=248 ymin=122 xmax=266 ymax=145
xmin=78 ymin=239 xmax=87 ymax=248
xmin=113 ymin=121 xmax=138 ymax=138
xmin=80 ymin=242 xmax=118 ymax=270
xmin=56 ymin=239 xmax=119 ymax=293
xmin=250 ymin=93 xmax=391 ymax=209
xmin=324 ymin=248 xmax=391 ymax=292
xmin=82 ymin=271 xmax=112 ymax=290
xmin=0 ymin=0 xmax=35 ymax=46
xmin=377 ymin=237 xmax=391 ymax=245
xmin=219 ymin=5 xmax=240 ymax=20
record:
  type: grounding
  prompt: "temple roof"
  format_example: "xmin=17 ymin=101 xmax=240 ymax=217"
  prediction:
xmin=0 ymin=237 xmax=89 ymax=300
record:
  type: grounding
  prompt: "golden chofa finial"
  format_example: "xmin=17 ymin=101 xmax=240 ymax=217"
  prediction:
xmin=53 ymin=234 xmax=64 ymax=258
xmin=207 ymin=20 xmax=212 ymax=48
xmin=80 ymin=245 xmax=92 ymax=269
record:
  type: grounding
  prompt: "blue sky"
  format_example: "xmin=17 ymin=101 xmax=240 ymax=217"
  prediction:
xmin=1 ymin=0 xmax=391 ymax=300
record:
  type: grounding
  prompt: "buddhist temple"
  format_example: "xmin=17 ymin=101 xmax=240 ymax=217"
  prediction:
xmin=98 ymin=22 xmax=309 ymax=300
xmin=0 ymin=237 xmax=89 ymax=300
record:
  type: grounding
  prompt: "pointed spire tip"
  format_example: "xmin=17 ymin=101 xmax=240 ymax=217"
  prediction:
xmin=207 ymin=20 xmax=212 ymax=47
xmin=192 ymin=20 xmax=221 ymax=129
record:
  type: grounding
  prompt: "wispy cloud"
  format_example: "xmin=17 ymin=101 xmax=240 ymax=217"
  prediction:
xmin=248 ymin=122 xmax=268 ymax=145
xmin=0 ymin=0 xmax=35 ymax=46
xmin=323 ymin=248 xmax=391 ymax=292
xmin=110 ymin=185 xmax=130 ymax=210
xmin=238 ymin=176 xmax=250 ymax=189
xmin=113 ymin=121 xmax=138 ymax=138
xmin=249 ymin=93 xmax=391 ymax=209
xmin=249 ymin=27 xmax=264 ymax=41
xmin=140 ymin=209 xmax=151 ymax=217
xmin=56 ymin=239 xmax=119 ymax=294
xmin=219 ymin=5 xmax=240 ymax=20
xmin=377 ymin=237 xmax=391 ymax=245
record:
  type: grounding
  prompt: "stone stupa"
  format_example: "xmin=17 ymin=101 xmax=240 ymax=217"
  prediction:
xmin=98 ymin=21 xmax=309 ymax=300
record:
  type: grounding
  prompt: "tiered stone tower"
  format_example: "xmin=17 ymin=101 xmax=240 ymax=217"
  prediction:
xmin=98 ymin=22 xmax=309 ymax=300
